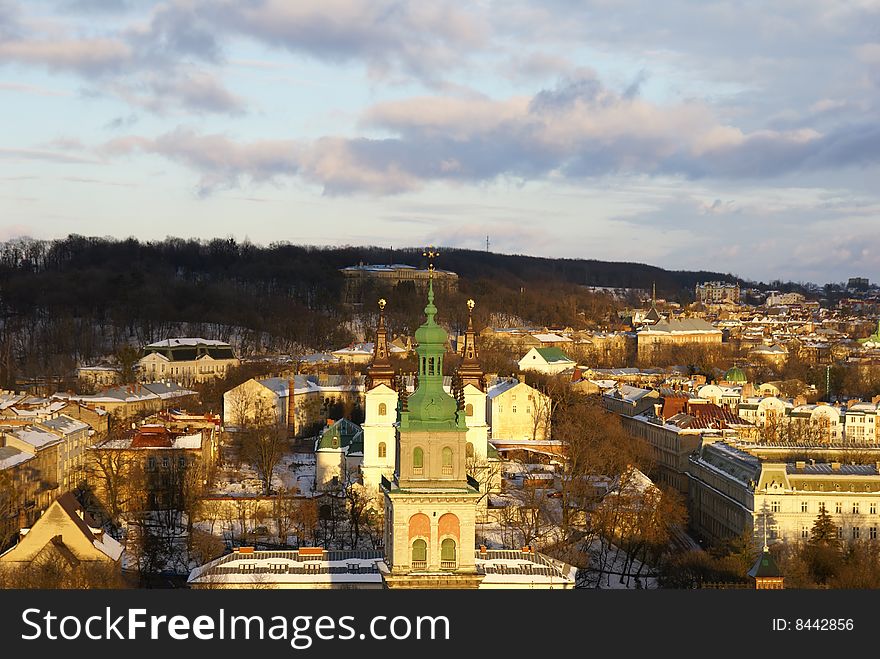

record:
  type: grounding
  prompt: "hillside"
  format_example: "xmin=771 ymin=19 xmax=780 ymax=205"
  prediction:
xmin=0 ymin=235 xmax=740 ymax=385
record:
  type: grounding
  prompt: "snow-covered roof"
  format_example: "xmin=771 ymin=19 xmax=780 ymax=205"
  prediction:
xmin=40 ymin=414 xmax=89 ymax=435
xmin=10 ymin=426 xmax=63 ymax=449
xmin=0 ymin=445 xmax=34 ymax=470
xmin=145 ymin=338 xmax=230 ymax=348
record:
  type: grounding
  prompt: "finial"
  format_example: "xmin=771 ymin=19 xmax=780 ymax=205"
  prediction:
xmin=378 ymin=298 xmax=386 ymax=311
xmin=467 ymin=298 xmax=475 ymax=312
xmin=423 ymin=246 xmax=439 ymax=276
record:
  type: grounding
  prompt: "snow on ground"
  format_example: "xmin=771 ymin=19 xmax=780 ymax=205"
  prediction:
xmin=211 ymin=447 xmax=317 ymax=497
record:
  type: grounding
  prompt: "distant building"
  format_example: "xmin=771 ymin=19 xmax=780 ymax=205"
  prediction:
xmin=847 ymin=277 xmax=870 ymax=292
xmin=518 ymin=347 xmax=576 ymax=375
xmin=76 ymin=364 xmax=121 ymax=390
xmin=341 ymin=263 xmax=458 ymax=303
xmin=138 ymin=338 xmax=239 ymax=384
xmin=636 ymin=318 xmax=723 ymax=365
xmin=695 ymin=281 xmax=740 ymax=305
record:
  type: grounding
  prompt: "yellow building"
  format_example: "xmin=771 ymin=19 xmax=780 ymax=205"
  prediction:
xmin=139 ymin=338 xmax=240 ymax=384
xmin=0 ymin=492 xmax=123 ymax=586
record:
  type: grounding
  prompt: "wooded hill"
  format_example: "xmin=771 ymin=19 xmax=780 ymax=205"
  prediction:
xmin=0 ymin=235 xmax=740 ymax=384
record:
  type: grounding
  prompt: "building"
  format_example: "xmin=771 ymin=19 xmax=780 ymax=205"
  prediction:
xmin=601 ymin=385 xmax=661 ymax=418
xmin=695 ymin=281 xmax=740 ymax=305
xmin=688 ymin=441 xmax=880 ymax=547
xmin=223 ymin=374 xmax=364 ymax=438
xmin=517 ymin=347 xmax=577 ymax=375
xmin=636 ymin=318 xmax=723 ymax=364
xmin=361 ymin=299 xmax=399 ymax=494
xmin=341 ymin=263 xmax=458 ymax=303
xmin=487 ymin=379 xmax=551 ymax=441
xmin=38 ymin=415 xmax=92 ymax=491
xmin=0 ymin=493 xmax=123 ymax=586
xmin=66 ymin=382 xmax=198 ymax=422
xmin=89 ymin=420 xmax=218 ymax=512
xmin=314 ymin=418 xmax=363 ymax=490
xmin=138 ymin=338 xmax=239 ymax=384
xmin=76 ymin=364 xmax=121 ymax=390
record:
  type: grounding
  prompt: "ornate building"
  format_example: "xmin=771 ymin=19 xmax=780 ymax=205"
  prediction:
xmin=380 ymin=275 xmax=485 ymax=588
xmin=361 ymin=299 xmax=399 ymax=493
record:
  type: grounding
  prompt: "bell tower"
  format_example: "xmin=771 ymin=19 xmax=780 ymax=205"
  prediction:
xmin=362 ymin=298 xmax=398 ymax=493
xmin=380 ymin=248 xmax=484 ymax=589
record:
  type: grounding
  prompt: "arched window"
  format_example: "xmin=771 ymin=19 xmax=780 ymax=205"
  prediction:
xmin=441 ymin=538 xmax=456 ymax=567
xmin=466 ymin=442 xmax=474 ymax=458
xmin=378 ymin=442 xmax=386 ymax=458
xmin=465 ymin=403 xmax=474 ymax=417
xmin=378 ymin=402 xmax=387 ymax=416
xmin=413 ymin=447 xmax=424 ymax=473
xmin=412 ymin=539 xmax=427 ymax=566
xmin=442 ymin=447 xmax=453 ymax=475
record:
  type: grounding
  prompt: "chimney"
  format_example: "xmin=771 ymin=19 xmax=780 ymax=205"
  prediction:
xmin=287 ymin=377 xmax=296 ymax=438
xmin=795 ymin=461 xmax=806 ymax=470
xmin=831 ymin=461 xmax=841 ymax=471
xmin=17 ymin=508 xmax=27 ymax=530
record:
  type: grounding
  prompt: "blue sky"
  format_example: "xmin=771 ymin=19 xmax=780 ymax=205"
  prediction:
xmin=1 ymin=1 xmax=879 ymax=284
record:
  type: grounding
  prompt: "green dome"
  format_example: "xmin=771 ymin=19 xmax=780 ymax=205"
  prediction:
xmin=725 ymin=366 xmax=747 ymax=383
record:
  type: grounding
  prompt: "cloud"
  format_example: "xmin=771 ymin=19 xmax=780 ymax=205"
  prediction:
xmin=0 ymin=37 xmax=132 ymax=73
xmin=96 ymin=71 xmax=880 ymax=197
xmin=102 ymin=128 xmax=299 ymax=194
xmin=179 ymin=0 xmax=489 ymax=80
xmin=0 ymin=146 xmax=97 ymax=164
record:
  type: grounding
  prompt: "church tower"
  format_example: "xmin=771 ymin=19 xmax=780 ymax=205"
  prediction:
xmin=380 ymin=251 xmax=484 ymax=588
xmin=362 ymin=298 xmax=398 ymax=494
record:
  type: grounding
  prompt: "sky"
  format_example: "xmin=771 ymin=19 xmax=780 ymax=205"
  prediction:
xmin=0 ymin=1 xmax=879 ymax=285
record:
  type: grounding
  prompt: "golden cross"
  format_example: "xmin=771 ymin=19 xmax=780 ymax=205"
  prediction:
xmin=422 ymin=246 xmax=439 ymax=273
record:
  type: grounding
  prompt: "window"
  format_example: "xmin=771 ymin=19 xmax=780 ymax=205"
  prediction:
xmin=837 ymin=527 xmax=845 ymax=539
xmin=871 ymin=503 xmax=877 ymax=515
xmin=853 ymin=527 xmax=861 ymax=539
xmin=378 ymin=403 xmax=387 ymax=416
xmin=853 ymin=503 xmax=861 ymax=515
xmin=871 ymin=527 xmax=878 ymax=540
xmin=378 ymin=442 xmax=386 ymax=458
xmin=512 ymin=405 xmax=517 ymax=414
xmin=836 ymin=502 xmax=843 ymax=514
xmin=413 ymin=447 xmax=424 ymax=474
xmin=412 ymin=539 xmax=427 ymax=567
xmin=162 ymin=456 xmax=169 ymax=468
xmin=442 ymin=447 xmax=453 ymax=475
xmin=178 ymin=457 xmax=186 ymax=469
xmin=770 ymin=501 xmax=780 ymax=513
xmin=440 ymin=538 xmax=456 ymax=567
xmin=801 ymin=526 xmax=810 ymax=539
xmin=465 ymin=403 xmax=474 ymax=417
xmin=801 ymin=501 xmax=808 ymax=513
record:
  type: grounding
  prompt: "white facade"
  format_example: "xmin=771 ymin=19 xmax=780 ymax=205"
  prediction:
xmin=361 ymin=383 xmax=398 ymax=493
xmin=517 ymin=347 xmax=576 ymax=375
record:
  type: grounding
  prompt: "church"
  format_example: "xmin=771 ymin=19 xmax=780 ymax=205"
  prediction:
xmin=189 ymin=265 xmax=575 ymax=589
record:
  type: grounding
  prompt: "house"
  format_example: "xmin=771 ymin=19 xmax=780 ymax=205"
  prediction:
xmin=487 ymin=379 xmax=551 ymax=441
xmin=518 ymin=347 xmax=576 ymax=375
xmin=0 ymin=492 xmax=123 ymax=587
xmin=138 ymin=338 xmax=240 ymax=384
xmin=314 ymin=418 xmax=363 ymax=490
xmin=636 ymin=318 xmax=723 ymax=365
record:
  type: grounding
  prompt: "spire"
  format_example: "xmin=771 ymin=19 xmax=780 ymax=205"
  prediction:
xmin=366 ymin=298 xmax=395 ymax=390
xmin=400 ymin=248 xmax=465 ymax=432
xmin=459 ymin=298 xmax=484 ymax=390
